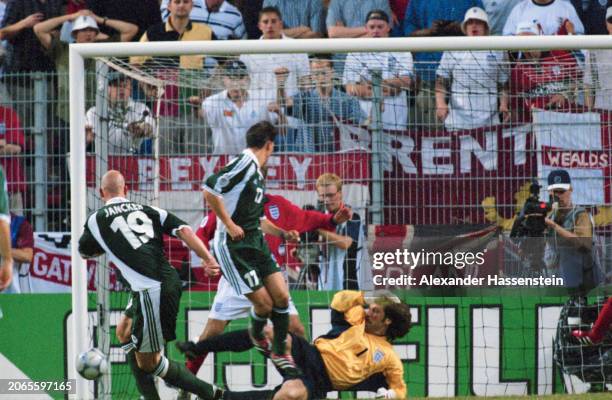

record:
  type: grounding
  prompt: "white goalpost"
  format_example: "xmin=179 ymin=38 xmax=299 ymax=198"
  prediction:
xmin=69 ymin=35 xmax=612 ymax=399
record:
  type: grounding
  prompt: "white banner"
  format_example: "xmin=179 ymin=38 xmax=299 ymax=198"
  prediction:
xmin=533 ymin=109 xmax=610 ymax=205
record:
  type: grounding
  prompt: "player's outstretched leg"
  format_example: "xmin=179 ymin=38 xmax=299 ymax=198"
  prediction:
xmin=572 ymin=297 xmax=612 ymax=345
xmin=177 ymin=329 xmax=254 ymax=358
xmin=136 ymin=353 xmax=223 ymax=400
xmin=186 ymin=319 xmax=229 ymax=374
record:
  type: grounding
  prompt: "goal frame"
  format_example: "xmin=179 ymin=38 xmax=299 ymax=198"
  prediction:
xmin=69 ymin=35 xmax=612 ymax=399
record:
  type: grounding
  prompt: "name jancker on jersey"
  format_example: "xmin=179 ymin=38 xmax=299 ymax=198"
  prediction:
xmin=104 ymin=202 xmax=144 ymax=218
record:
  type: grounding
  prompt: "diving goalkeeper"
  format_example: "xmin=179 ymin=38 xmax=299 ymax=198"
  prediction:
xmin=177 ymin=290 xmax=411 ymax=399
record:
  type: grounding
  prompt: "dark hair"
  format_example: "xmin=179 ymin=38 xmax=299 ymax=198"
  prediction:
xmin=384 ymin=303 xmax=412 ymax=341
xmin=259 ymin=6 xmax=282 ymax=21
xmin=222 ymin=59 xmax=249 ymax=79
xmin=310 ymin=54 xmax=333 ymax=67
xmin=108 ymin=76 xmax=130 ymax=86
xmin=108 ymin=71 xmax=129 ymax=86
xmin=310 ymin=53 xmax=333 ymax=62
xmin=246 ymin=121 xmax=277 ymax=149
xmin=365 ymin=9 xmax=390 ymax=24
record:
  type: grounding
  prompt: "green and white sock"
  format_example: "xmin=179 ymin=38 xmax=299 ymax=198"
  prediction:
xmin=154 ymin=356 xmax=221 ymax=400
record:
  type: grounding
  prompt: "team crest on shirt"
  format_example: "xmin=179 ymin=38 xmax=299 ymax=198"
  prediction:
xmin=552 ymin=65 xmax=561 ymax=76
xmin=218 ymin=176 xmax=230 ymax=188
xmin=373 ymin=349 xmax=384 ymax=364
xmin=486 ymin=53 xmax=497 ymax=63
xmin=224 ymin=110 xmax=233 ymax=117
xmin=269 ymin=205 xmax=280 ymax=220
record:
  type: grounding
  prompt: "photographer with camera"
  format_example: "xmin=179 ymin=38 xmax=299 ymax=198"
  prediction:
xmin=510 ymin=179 xmax=551 ymax=275
xmin=543 ymin=170 xmax=595 ymax=292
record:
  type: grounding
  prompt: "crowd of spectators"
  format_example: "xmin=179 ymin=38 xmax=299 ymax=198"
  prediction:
xmin=0 ymin=0 xmax=610 ymax=232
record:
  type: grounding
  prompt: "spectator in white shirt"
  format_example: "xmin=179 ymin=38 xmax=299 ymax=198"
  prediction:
xmin=239 ymin=6 xmax=310 ymax=103
xmin=584 ymin=7 xmax=612 ymax=110
xmin=200 ymin=60 xmax=278 ymax=154
xmin=502 ymin=0 xmax=584 ymax=36
xmin=160 ymin=0 xmax=246 ymax=40
xmin=85 ymin=73 xmax=155 ymax=154
xmin=436 ymin=7 xmax=510 ymax=131
xmin=343 ymin=10 xmax=414 ymax=131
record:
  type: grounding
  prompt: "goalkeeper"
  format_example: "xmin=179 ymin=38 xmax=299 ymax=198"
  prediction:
xmin=178 ymin=290 xmax=411 ymax=399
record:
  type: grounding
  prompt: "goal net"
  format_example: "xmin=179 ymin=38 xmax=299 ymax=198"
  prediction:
xmin=69 ymin=37 xmax=612 ymax=399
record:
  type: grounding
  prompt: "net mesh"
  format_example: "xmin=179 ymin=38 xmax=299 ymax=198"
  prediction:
xmin=75 ymin=46 xmax=612 ymax=399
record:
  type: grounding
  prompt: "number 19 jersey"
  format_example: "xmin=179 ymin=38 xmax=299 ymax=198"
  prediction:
xmin=203 ymin=149 xmax=266 ymax=232
xmin=78 ymin=197 xmax=189 ymax=291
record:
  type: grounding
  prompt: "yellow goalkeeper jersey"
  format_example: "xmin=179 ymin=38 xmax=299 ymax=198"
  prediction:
xmin=314 ymin=291 xmax=407 ymax=398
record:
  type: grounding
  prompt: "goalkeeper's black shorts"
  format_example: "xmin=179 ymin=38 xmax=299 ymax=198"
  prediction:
xmin=285 ymin=333 xmax=333 ymax=399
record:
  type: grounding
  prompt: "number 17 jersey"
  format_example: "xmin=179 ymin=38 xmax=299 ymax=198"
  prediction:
xmin=78 ymin=197 xmax=189 ymax=291
xmin=203 ymin=149 xmax=266 ymax=233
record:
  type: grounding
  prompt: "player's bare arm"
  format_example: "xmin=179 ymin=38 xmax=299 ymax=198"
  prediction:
xmin=203 ymin=190 xmax=245 ymax=241
xmin=175 ymin=226 xmax=220 ymax=276
xmin=260 ymin=218 xmax=299 ymax=242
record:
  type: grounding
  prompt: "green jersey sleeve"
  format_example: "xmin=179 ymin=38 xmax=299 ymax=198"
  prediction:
xmin=150 ymin=206 xmax=189 ymax=237
xmin=203 ymin=155 xmax=253 ymax=196
xmin=78 ymin=222 xmax=105 ymax=259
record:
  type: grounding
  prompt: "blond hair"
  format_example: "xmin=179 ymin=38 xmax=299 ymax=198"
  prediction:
xmin=316 ymin=173 xmax=342 ymax=192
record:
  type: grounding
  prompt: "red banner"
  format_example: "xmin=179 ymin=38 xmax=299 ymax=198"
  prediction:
xmin=85 ymin=153 xmax=370 ymax=191
xmin=381 ymin=125 xmax=536 ymax=225
xmin=31 ymin=232 xmax=103 ymax=292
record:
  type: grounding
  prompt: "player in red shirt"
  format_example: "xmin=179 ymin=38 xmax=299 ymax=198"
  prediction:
xmin=197 ymin=194 xmax=350 ymax=276
xmin=182 ymin=193 xmax=352 ymax=378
